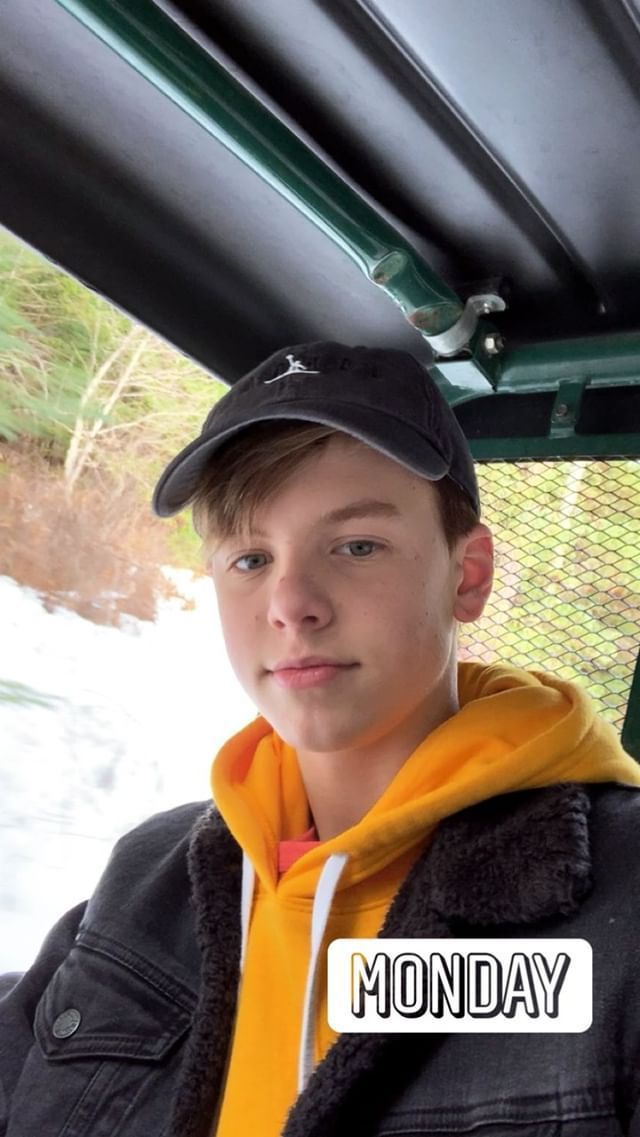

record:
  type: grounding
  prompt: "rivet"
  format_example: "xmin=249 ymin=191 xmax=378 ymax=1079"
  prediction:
xmin=52 ymin=1008 xmax=82 ymax=1039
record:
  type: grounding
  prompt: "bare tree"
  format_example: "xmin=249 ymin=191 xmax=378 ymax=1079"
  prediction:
xmin=63 ymin=327 xmax=151 ymax=498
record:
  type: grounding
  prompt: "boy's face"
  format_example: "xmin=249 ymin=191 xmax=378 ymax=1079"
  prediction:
xmin=210 ymin=436 xmax=491 ymax=756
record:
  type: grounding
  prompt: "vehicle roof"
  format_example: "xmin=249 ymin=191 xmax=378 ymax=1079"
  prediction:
xmin=2 ymin=0 xmax=640 ymax=384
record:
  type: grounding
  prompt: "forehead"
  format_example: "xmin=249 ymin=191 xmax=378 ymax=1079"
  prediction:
xmin=296 ymin=432 xmax=430 ymax=484
xmin=246 ymin=435 xmax=438 ymax=533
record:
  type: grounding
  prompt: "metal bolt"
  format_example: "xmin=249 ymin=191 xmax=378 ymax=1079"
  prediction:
xmin=483 ymin=333 xmax=504 ymax=355
xmin=554 ymin=404 xmax=569 ymax=418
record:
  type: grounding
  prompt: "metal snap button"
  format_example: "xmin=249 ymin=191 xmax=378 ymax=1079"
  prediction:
xmin=52 ymin=1008 xmax=82 ymax=1039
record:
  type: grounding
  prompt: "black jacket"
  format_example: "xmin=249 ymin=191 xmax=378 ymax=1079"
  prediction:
xmin=2 ymin=782 xmax=640 ymax=1137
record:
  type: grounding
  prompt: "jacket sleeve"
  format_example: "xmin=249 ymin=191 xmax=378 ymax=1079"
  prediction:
xmin=0 ymin=900 xmax=87 ymax=1135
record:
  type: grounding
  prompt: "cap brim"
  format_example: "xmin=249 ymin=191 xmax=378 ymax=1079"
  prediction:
xmin=151 ymin=402 xmax=453 ymax=518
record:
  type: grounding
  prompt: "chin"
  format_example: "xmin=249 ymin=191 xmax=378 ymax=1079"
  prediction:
xmin=270 ymin=712 xmax=372 ymax=755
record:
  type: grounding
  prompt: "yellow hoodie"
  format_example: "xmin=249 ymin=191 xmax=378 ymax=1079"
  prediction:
xmin=211 ymin=662 xmax=640 ymax=1137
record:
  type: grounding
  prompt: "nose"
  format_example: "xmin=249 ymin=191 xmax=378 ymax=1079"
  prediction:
xmin=266 ymin=561 xmax=334 ymax=632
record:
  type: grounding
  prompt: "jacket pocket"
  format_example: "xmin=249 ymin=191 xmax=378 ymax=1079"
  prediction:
xmin=7 ymin=941 xmax=194 ymax=1137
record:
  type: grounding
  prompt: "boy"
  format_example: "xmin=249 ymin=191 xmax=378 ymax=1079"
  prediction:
xmin=2 ymin=341 xmax=640 ymax=1137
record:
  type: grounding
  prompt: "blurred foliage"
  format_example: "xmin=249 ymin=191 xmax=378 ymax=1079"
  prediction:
xmin=164 ymin=513 xmax=206 ymax=573
xmin=0 ymin=680 xmax=63 ymax=709
xmin=0 ymin=226 xmax=223 ymax=559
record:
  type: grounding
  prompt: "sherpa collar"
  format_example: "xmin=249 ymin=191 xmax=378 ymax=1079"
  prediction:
xmin=169 ymin=783 xmax=592 ymax=1137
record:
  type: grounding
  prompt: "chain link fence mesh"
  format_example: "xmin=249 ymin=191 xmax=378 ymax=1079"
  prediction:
xmin=459 ymin=459 xmax=640 ymax=740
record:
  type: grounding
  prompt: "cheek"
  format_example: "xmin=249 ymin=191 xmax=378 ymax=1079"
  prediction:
xmin=376 ymin=576 xmax=451 ymax=658
xmin=217 ymin=598 xmax=255 ymax=675
xmin=358 ymin=589 xmax=424 ymax=656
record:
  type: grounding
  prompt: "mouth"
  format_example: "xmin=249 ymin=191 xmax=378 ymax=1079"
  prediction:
xmin=269 ymin=662 xmax=358 ymax=690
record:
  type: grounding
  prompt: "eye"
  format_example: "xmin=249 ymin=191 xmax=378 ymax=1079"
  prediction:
xmin=229 ymin=540 xmax=383 ymax=572
xmin=231 ymin=552 xmax=269 ymax=573
xmin=336 ymin=540 xmax=382 ymax=558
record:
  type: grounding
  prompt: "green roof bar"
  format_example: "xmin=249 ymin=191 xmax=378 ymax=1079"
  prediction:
xmin=470 ymin=435 xmax=640 ymax=461
xmin=498 ymin=334 xmax=640 ymax=394
xmin=55 ymin=0 xmax=482 ymax=360
xmin=436 ymin=332 xmax=640 ymax=403
xmin=444 ymin=332 xmax=640 ymax=460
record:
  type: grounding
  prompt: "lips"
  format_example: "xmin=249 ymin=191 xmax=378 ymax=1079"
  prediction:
xmin=270 ymin=662 xmax=357 ymax=690
xmin=271 ymin=656 xmax=352 ymax=672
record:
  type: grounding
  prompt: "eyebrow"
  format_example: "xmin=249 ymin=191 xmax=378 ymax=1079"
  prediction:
xmin=249 ymin=498 xmax=402 ymax=536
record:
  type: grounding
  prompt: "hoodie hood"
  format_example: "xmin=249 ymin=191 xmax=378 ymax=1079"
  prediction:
xmin=212 ymin=660 xmax=640 ymax=898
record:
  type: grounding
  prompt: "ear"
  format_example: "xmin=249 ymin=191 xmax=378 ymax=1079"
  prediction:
xmin=453 ymin=523 xmax=494 ymax=623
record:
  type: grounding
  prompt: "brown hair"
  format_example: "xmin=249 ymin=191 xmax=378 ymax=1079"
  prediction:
xmin=191 ymin=420 xmax=479 ymax=563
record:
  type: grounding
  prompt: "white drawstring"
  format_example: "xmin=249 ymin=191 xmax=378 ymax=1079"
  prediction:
xmin=297 ymin=852 xmax=349 ymax=1094
xmin=240 ymin=852 xmax=255 ymax=972
xmin=238 ymin=848 xmax=349 ymax=1096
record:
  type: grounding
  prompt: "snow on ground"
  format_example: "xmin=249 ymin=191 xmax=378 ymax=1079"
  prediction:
xmin=0 ymin=572 xmax=255 ymax=971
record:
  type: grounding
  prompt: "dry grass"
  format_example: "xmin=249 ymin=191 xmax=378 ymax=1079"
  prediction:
xmin=0 ymin=443 xmax=190 ymax=626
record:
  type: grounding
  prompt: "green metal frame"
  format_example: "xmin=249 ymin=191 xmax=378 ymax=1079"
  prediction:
xmin=470 ymin=438 xmax=640 ymax=461
xmin=623 ymin=653 xmax=640 ymax=760
xmin=497 ymin=336 xmax=640 ymax=392
xmin=55 ymin=0 xmax=640 ymax=758
xmin=441 ymin=335 xmax=640 ymax=461
xmin=437 ymin=333 xmax=640 ymax=400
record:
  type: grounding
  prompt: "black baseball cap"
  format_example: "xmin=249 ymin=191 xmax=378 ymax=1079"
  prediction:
xmin=152 ymin=341 xmax=479 ymax=518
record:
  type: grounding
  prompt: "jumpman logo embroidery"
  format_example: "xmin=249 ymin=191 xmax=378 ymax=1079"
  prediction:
xmin=264 ymin=354 xmax=320 ymax=383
